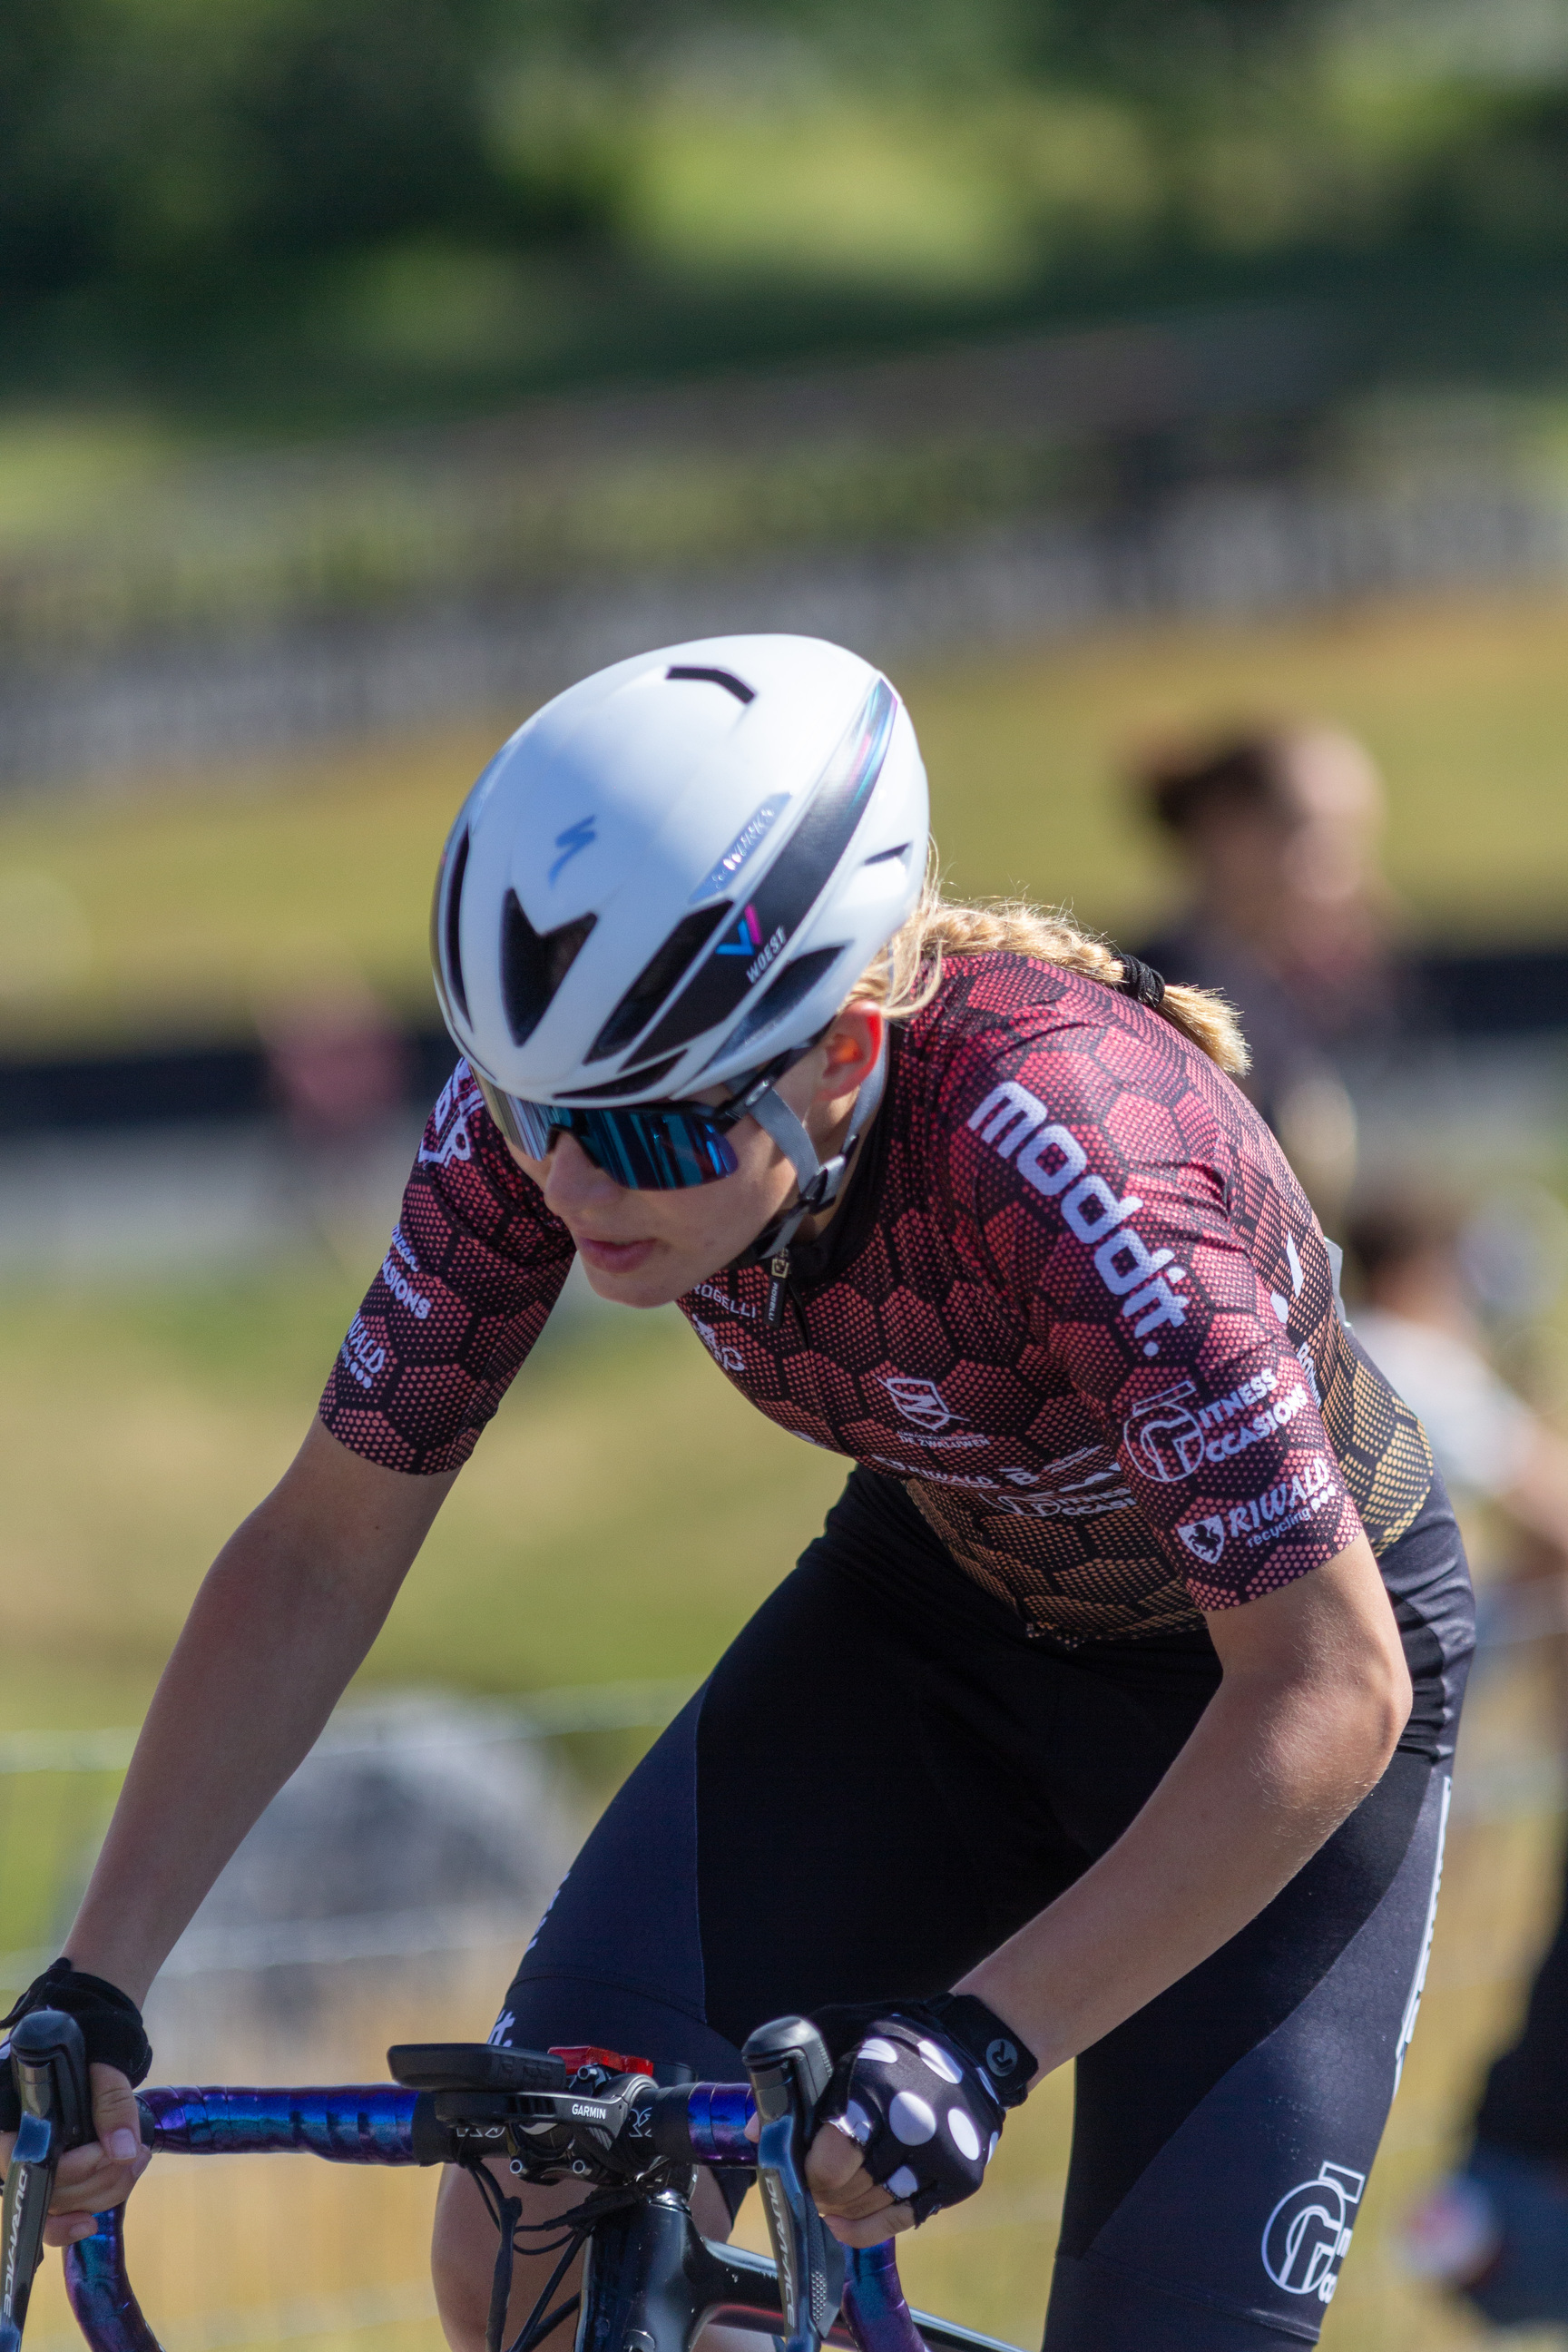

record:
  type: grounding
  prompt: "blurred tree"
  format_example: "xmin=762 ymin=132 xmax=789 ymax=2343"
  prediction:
xmin=0 ymin=0 xmax=615 ymax=308
xmin=2 ymin=0 xmax=1567 ymax=408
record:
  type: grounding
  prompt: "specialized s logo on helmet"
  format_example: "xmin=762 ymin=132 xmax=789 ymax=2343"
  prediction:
xmin=548 ymin=818 xmax=596 ymax=885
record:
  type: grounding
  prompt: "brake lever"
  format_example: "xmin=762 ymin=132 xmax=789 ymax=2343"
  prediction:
xmin=743 ymin=2017 xmax=845 ymax=2352
xmin=1 ymin=2010 xmax=93 ymax=2352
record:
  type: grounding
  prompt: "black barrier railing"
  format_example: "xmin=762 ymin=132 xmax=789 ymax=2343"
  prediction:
xmin=2 ymin=949 xmax=1563 ymax=1141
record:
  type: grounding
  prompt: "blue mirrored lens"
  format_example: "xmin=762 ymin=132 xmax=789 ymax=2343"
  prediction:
xmin=575 ymin=1105 xmax=740 ymax=1189
xmin=480 ymin=1079 xmax=740 ymax=1191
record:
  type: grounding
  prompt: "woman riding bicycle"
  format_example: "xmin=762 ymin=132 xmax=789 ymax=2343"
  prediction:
xmin=3 ymin=636 xmax=1472 ymax=2349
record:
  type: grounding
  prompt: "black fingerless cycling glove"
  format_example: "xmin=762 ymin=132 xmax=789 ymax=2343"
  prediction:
xmin=811 ymin=1993 xmax=1035 ymax=2225
xmin=0 ymin=1958 xmax=152 ymax=2132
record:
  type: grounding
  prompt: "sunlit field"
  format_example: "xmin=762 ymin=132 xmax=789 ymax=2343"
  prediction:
xmin=3 ymin=587 xmax=1568 ymax=1048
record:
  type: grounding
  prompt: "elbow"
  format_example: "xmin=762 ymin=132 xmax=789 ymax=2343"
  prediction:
xmin=1370 ymin=1666 xmax=1412 ymax=1776
xmin=1344 ymin=1642 xmax=1412 ymax=1790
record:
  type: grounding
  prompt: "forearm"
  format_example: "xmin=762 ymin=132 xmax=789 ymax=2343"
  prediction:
xmin=959 ymin=1658 xmax=1403 ymax=2077
xmin=67 ymin=1424 xmax=452 ymax=2002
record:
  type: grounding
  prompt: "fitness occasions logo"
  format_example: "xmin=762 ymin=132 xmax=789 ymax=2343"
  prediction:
xmin=1122 ymin=1368 xmax=1308 ymax=1485
xmin=1123 ymin=1384 xmax=1206 ymax=1482
xmin=1262 ymin=2161 xmax=1364 ymax=2304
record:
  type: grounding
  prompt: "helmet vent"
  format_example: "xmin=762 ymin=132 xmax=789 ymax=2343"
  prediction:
xmin=665 ymin=664 xmax=756 ymax=705
xmin=585 ymin=902 xmax=730 ymax=1063
xmin=500 ymin=890 xmax=597 ymax=1047
xmin=722 ymin=947 xmax=847 ymax=1062
xmin=633 ymin=675 xmax=897 ymax=1064
xmin=570 ymin=1054 xmax=684 ymax=1100
xmin=442 ymin=828 xmax=472 ymax=1024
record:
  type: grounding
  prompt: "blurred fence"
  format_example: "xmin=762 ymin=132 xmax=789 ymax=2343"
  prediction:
xmin=0 ymin=1679 xmax=695 ymax=1999
xmin=5 ymin=302 xmax=1565 ymax=788
xmin=7 ymin=477 xmax=1562 ymax=792
xmin=3 ymin=1680 xmax=695 ymax=2352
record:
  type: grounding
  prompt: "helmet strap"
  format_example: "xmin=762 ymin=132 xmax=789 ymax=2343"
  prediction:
xmin=739 ymin=1032 xmax=889 ymax=1329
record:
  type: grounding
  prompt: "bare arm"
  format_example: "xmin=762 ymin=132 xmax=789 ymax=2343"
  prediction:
xmin=811 ymin=1534 xmax=1412 ymax=2242
xmin=67 ymin=1418 xmax=454 ymax=1997
xmin=5 ymin=1418 xmax=454 ymax=2236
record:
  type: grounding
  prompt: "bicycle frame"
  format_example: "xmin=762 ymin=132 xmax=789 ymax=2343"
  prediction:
xmin=57 ymin=2085 xmax=1024 ymax=2352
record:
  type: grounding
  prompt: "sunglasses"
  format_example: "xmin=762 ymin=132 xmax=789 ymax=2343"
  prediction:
xmin=472 ymin=1068 xmax=762 ymax=1191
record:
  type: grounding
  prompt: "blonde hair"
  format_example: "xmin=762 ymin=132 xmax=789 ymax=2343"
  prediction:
xmin=854 ymin=877 xmax=1250 ymax=1079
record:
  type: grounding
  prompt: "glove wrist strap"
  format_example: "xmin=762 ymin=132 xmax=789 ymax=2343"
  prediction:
xmin=0 ymin=1955 xmax=152 ymax=2110
xmin=926 ymin=1993 xmax=1036 ymax=2109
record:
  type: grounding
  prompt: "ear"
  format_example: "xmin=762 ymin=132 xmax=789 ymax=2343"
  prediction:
xmin=814 ymin=1002 xmax=883 ymax=1105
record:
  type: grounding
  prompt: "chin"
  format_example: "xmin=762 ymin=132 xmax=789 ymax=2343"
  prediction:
xmin=580 ymin=1259 xmax=682 ymax=1309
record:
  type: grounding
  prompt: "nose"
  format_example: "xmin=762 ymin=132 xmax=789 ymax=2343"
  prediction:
xmin=537 ymin=1130 xmax=624 ymax=1215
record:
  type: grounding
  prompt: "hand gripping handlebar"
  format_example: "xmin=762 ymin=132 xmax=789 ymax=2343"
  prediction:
xmin=1 ymin=2012 xmax=94 ymax=2352
xmin=742 ymin=2018 xmax=846 ymax=2352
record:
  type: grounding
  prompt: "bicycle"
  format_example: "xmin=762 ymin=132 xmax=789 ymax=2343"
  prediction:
xmin=1 ymin=2008 xmax=1024 ymax=2352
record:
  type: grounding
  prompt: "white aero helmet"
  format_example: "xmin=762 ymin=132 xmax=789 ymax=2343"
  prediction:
xmin=430 ymin=633 xmax=928 ymax=1109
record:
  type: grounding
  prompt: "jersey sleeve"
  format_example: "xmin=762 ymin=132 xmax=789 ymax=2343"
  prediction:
xmin=318 ymin=1061 xmax=575 ymax=1474
xmin=936 ymin=1009 xmax=1364 ymax=1612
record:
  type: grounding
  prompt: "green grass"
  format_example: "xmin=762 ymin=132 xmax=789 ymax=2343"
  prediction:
xmin=3 ymin=585 xmax=1567 ymax=1052
xmin=0 ymin=1269 xmax=845 ymax=1725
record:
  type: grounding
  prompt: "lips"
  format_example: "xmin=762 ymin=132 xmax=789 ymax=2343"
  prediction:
xmin=575 ymin=1234 xmax=658 ymax=1275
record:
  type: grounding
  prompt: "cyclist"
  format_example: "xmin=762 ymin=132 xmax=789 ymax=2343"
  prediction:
xmin=2 ymin=635 xmax=1472 ymax=2349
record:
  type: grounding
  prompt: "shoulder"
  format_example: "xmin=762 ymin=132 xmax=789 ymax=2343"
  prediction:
xmin=409 ymin=1059 xmax=571 ymax=1262
xmin=906 ymin=950 xmax=1236 ymax=1153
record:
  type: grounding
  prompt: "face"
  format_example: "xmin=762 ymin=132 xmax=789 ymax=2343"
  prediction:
xmin=1181 ymin=731 xmax=1384 ymax=935
xmin=1277 ymin=730 xmax=1385 ymax=909
xmin=502 ymin=1004 xmax=884 ymax=1308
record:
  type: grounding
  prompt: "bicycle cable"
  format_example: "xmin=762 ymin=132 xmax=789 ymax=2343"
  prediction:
xmin=463 ymin=2157 xmax=646 ymax=2352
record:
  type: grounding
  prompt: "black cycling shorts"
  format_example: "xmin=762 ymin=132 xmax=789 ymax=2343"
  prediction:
xmin=492 ymin=1468 xmax=1472 ymax=2349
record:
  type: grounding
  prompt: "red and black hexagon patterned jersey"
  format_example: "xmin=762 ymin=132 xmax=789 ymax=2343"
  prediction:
xmin=320 ymin=953 xmax=1436 ymax=1646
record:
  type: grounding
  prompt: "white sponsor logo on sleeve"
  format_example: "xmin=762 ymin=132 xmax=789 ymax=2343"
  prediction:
xmin=1227 ymin=1458 xmax=1339 ymax=1547
xmin=418 ymin=1063 xmax=483 ymax=1169
xmin=338 ymin=1314 xmax=387 ymax=1391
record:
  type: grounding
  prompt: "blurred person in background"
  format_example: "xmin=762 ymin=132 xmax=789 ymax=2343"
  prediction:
xmin=1135 ymin=725 xmax=1406 ymax=1218
xmin=260 ymin=978 xmax=413 ymax=1265
xmin=1348 ymin=1199 xmax=1568 ymax=2329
